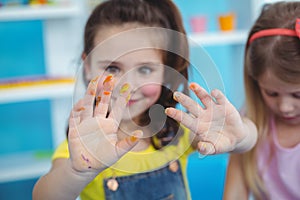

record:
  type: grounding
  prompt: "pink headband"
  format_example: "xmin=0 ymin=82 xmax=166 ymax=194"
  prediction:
xmin=248 ymin=18 xmax=300 ymax=45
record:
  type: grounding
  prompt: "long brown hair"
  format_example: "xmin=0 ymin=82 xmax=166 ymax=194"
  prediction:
xmin=242 ymin=2 xmax=300 ymax=199
xmin=82 ymin=0 xmax=189 ymax=149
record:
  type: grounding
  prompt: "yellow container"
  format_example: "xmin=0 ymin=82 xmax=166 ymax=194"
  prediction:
xmin=218 ymin=13 xmax=236 ymax=31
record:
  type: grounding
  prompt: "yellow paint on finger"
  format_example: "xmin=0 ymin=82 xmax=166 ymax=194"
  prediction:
xmin=119 ymin=83 xmax=130 ymax=94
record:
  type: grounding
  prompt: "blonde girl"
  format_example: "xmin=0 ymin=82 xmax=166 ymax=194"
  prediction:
xmin=224 ymin=2 xmax=300 ymax=200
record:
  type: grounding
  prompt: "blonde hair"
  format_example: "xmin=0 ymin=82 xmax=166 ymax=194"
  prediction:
xmin=241 ymin=2 xmax=300 ymax=199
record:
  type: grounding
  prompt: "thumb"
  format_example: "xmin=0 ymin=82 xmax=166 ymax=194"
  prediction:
xmin=115 ymin=130 xmax=143 ymax=158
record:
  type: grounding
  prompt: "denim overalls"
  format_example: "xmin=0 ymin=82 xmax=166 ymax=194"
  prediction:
xmin=103 ymin=161 xmax=188 ymax=200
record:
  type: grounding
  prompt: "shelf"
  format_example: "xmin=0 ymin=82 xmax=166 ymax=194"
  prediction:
xmin=0 ymin=82 xmax=74 ymax=103
xmin=0 ymin=152 xmax=52 ymax=183
xmin=188 ymin=30 xmax=249 ymax=46
xmin=0 ymin=4 xmax=81 ymax=21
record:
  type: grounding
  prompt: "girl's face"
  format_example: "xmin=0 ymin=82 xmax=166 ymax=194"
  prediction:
xmin=87 ymin=25 xmax=164 ymax=121
xmin=258 ymin=70 xmax=300 ymax=125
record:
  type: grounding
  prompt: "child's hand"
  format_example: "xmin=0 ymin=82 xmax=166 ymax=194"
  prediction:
xmin=165 ymin=82 xmax=249 ymax=155
xmin=67 ymin=75 xmax=142 ymax=174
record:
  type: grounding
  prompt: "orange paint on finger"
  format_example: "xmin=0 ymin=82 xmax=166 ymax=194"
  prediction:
xmin=130 ymin=135 xmax=138 ymax=142
xmin=103 ymin=74 xmax=113 ymax=84
xmin=91 ymin=76 xmax=99 ymax=85
xmin=189 ymin=83 xmax=197 ymax=90
xmin=89 ymin=90 xmax=96 ymax=96
xmin=96 ymin=96 xmax=101 ymax=106
xmin=103 ymin=75 xmax=114 ymax=91
xmin=78 ymin=107 xmax=85 ymax=111
xmin=103 ymin=91 xmax=111 ymax=95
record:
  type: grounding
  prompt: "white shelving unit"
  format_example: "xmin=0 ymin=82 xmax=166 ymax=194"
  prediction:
xmin=0 ymin=4 xmax=80 ymax=21
xmin=188 ymin=30 xmax=248 ymax=46
xmin=0 ymin=82 xmax=74 ymax=104
xmin=0 ymin=0 xmax=86 ymax=184
xmin=0 ymin=152 xmax=51 ymax=183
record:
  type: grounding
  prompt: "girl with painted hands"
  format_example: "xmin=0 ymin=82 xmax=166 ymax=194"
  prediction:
xmin=224 ymin=2 xmax=300 ymax=200
xmin=33 ymin=0 xmax=257 ymax=199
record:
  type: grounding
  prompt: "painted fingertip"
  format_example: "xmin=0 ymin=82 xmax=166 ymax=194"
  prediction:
xmin=119 ymin=83 xmax=130 ymax=94
xmin=103 ymin=75 xmax=114 ymax=91
xmin=165 ymin=108 xmax=174 ymax=117
xmin=131 ymin=130 xmax=143 ymax=142
xmin=130 ymin=136 xmax=138 ymax=142
xmin=78 ymin=107 xmax=85 ymax=111
xmin=103 ymin=74 xmax=113 ymax=84
xmin=89 ymin=90 xmax=96 ymax=96
xmin=165 ymin=108 xmax=170 ymax=115
xmin=126 ymin=94 xmax=131 ymax=103
xmin=91 ymin=76 xmax=99 ymax=86
xmin=173 ymin=92 xmax=180 ymax=101
xmin=189 ymin=82 xmax=197 ymax=90
xmin=103 ymin=91 xmax=111 ymax=96
xmin=96 ymin=96 xmax=101 ymax=106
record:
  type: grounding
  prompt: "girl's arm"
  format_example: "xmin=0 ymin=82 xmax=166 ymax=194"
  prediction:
xmin=33 ymin=76 xmax=142 ymax=199
xmin=166 ymin=82 xmax=258 ymax=154
xmin=33 ymin=158 xmax=99 ymax=200
xmin=223 ymin=154 xmax=248 ymax=200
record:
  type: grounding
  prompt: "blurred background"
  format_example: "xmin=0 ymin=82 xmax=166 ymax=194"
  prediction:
xmin=0 ymin=0 xmax=290 ymax=199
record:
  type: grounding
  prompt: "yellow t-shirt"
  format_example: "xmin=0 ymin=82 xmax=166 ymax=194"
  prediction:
xmin=53 ymin=127 xmax=194 ymax=200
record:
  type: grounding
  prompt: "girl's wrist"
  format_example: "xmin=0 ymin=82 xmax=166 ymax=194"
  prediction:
xmin=232 ymin=118 xmax=257 ymax=153
xmin=66 ymin=158 xmax=102 ymax=181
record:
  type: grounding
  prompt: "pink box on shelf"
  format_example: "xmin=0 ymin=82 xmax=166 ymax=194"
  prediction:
xmin=190 ymin=15 xmax=207 ymax=33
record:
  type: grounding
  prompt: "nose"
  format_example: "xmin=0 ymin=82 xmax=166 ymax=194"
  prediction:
xmin=278 ymin=97 xmax=294 ymax=114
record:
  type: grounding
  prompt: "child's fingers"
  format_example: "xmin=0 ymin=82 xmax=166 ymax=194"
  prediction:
xmin=109 ymin=83 xmax=131 ymax=125
xmin=198 ymin=141 xmax=217 ymax=155
xmin=80 ymin=76 xmax=100 ymax=120
xmin=197 ymin=132 xmax=234 ymax=154
xmin=69 ymin=99 xmax=85 ymax=129
xmin=71 ymin=99 xmax=85 ymax=119
xmin=189 ymin=83 xmax=213 ymax=109
xmin=115 ymin=130 xmax=143 ymax=158
xmin=211 ymin=89 xmax=227 ymax=105
xmin=173 ymin=91 xmax=203 ymax=117
xmin=165 ymin=107 xmax=195 ymax=130
xmin=94 ymin=75 xmax=114 ymax=117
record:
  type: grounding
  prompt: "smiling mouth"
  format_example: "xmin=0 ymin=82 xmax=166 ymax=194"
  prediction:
xmin=281 ymin=115 xmax=297 ymax=120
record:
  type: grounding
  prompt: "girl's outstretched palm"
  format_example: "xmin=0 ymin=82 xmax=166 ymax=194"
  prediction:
xmin=68 ymin=76 xmax=142 ymax=173
xmin=166 ymin=82 xmax=248 ymax=154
